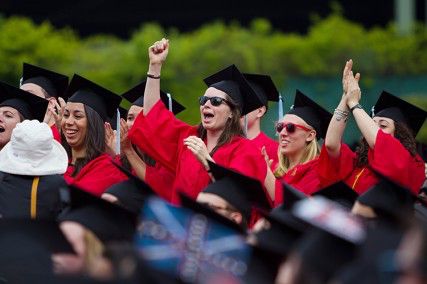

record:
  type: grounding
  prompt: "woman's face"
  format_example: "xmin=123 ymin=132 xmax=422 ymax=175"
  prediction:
xmin=277 ymin=114 xmax=316 ymax=157
xmin=200 ymin=87 xmax=234 ymax=132
xmin=126 ymin=105 xmax=143 ymax=129
xmin=0 ymin=106 xmax=22 ymax=149
xmin=52 ymin=221 xmax=86 ymax=275
xmin=373 ymin=116 xmax=395 ymax=135
xmin=61 ymin=102 xmax=88 ymax=149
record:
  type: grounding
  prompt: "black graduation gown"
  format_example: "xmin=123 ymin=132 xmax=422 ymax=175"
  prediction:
xmin=0 ymin=172 xmax=65 ymax=219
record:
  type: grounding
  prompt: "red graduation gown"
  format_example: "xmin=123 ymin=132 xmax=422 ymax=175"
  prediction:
xmin=128 ymin=100 xmax=268 ymax=204
xmin=145 ymin=162 xmax=175 ymax=202
xmin=64 ymin=154 xmax=128 ymax=196
xmin=251 ymin=131 xmax=279 ymax=170
xmin=50 ymin=124 xmax=61 ymax=143
xmin=318 ymin=130 xmax=425 ymax=195
xmin=274 ymin=158 xmax=320 ymax=206
xmin=112 ymin=155 xmax=175 ymax=202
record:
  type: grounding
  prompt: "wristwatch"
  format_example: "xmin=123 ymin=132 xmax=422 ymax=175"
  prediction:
xmin=350 ymin=103 xmax=363 ymax=113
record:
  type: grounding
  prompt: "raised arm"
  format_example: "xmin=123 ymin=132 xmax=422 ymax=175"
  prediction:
xmin=346 ymin=71 xmax=380 ymax=149
xmin=144 ymin=38 xmax=169 ymax=115
xmin=324 ymin=60 xmax=353 ymax=158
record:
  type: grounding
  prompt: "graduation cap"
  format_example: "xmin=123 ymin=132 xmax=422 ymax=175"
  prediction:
xmin=64 ymin=74 xmax=122 ymax=121
xmin=297 ymin=228 xmax=359 ymax=283
xmin=371 ymin=91 xmax=427 ymax=136
xmin=121 ymin=81 xmax=185 ymax=115
xmin=243 ymin=73 xmax=279 ymax=105
xmin=21 ymin=63 xmax=69 ymax=98
xmin=254 ymin=208 xmax=308 ymax=256
xmin=58 ymin=185 xmax=138 ymax=243
xmin=292 ymin=197 xmax=365 ymax=283
xmin=280 ymin=182 xmax=308 ymax=210
xmin=288 ymin=90 xmax=333 ymax=139
xmin=0 ymin=81 xmax=48 ymax=121
xmin=104 ymin=161 xmax=155 ymax=214
xmin=0 ymin=219 xmax=74 ymax=282
xmin=202 ymin=160 xmax=271 ymax=221
xmin=242 ymin=245 xmax=284 ymax=284
xmin=313 ymin=181 xmax=358 ymax=209
xmin=136 ymin=195 xmax=250 ymax=283
xmin=357 ymin=177 xmax=415 ymax=220
xmin=203 ymin=65 xmax=263 ymax=116
xmin=0 ymin=219 xmax=75 ymax=254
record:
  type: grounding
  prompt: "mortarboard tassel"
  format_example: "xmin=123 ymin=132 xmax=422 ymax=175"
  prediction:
xmin=19 ymin=77 xmax=23 ymax=87
xmin=116 ymin=108 xmax=121 ymax=155
xmin=371 ymin=106 xmax=375 ymax=118
xmin=278 ymin=93 xmax=284 ymax=121
xmin=166 ymin=93 xmax=173 ymax=112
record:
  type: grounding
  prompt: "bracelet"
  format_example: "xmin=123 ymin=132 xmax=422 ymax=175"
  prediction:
xmin=147 ymin=73 xmax=161 ymax=79
xmin=350 ymin=103 xmax=363 ymax=112
xmin=334 ymin=108 xmax=349 ymax=122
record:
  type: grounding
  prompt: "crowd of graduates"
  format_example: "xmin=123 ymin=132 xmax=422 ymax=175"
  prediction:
xmin=0 ymin=37 xmax=426 ymax=283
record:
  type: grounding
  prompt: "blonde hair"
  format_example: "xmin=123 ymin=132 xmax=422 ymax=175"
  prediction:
xmin=274 ymin=139 xmax=320 ymax=177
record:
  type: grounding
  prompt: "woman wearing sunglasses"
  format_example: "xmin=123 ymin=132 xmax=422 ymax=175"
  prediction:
xmin=127 ymin=38 xmax=270 ymax=205
xmin=272 ymin=90 xmax=332 ymax=206
xmin=319 ymin=60 xmax=426 ymax=195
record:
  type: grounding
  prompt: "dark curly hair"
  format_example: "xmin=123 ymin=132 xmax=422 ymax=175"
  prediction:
xmin=355 ymin=121 xmax=417 ymax=168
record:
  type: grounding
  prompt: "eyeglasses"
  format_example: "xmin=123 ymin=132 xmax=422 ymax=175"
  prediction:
xmin=275 ymin=122 xmax=312 ymax=133
xmin=198 ymin=96 xmax=231 ymax=107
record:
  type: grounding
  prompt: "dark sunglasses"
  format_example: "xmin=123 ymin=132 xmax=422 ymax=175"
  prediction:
xmin=275 ymin=122 xmax=312 ymax=133
xmin=198 ymin=96 xmax=231 ymax=107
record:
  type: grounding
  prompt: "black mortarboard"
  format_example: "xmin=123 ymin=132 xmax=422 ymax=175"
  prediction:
xmin=58 ymin=185 xmax=137 ymax=243
xmin=254 ymin=208 xmax=307 ymax=256
xmin=121 ymin=81 xmax=185 ymax=115
xmin=372 ymin=91 xmax=427 ymax=136
xmin=281 ymin=182 xmax=308 ymax=210
xmin=297 ymin=228 xmax=359 ymax=283
xmin=243 ymin=73 xmax=279 ymax=106
xmin=0 ymin=219 xmax=74 ymax=282
xmin=64 ymin=74 xmax=122 ymax=121
xmin=0 ymin=219 xmax=75 ymax=254
xmin=243 ymin=245 xmax=283 ymax=284
xmin=357 ymin=178 xmax=415 ymax=220
xmin=21 ymin=63 xmax=69 ymax=98
xmin=203 ymin=65 xmax=263 ymax=116
xmin=0 ymin=81 xmax=48 ymax=121
xmin=288 ymin=90 xmax=333 ymax=139
xmin=105 ymin=161 xmax=154 ymax=214
xmin=313 ymin=182 xmax=358 ymax=209
xmin=202 ymin=161 xmax=271 ymax=221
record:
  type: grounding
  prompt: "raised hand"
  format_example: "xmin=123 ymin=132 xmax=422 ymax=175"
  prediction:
xmin=46 ymin=97 xmax=66 ymax=131
xmin=104 ymin=122 xmax=117 ymax=156
xmin=148 ymin=38 xmax=169 ymax=65
xmin=342 ymin=59 xmax=353 ymax=95
xmin=346 ymin=70 xmax=362 ymax=108
xmin=119 ymin=118 xmax=132 ymax=154
xmin=183 ymin=135 xmax=213 ymax=170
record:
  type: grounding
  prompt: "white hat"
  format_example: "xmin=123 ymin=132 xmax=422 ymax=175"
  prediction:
xmin=0 ymin=120 xmax=68 ymax=175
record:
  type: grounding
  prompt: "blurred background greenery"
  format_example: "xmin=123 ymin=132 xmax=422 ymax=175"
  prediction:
xmin=0 ymin=6 xmax=426 ymax=144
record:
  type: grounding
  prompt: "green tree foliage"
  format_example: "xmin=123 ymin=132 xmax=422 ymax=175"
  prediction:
xmin=0 ymin=12 xmax=426 ymax=139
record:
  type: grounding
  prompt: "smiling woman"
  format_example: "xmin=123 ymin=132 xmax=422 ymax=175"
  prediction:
xmin=61 ymin=74 xmax=128 ymax=196
xmin=0 ymin=81 xmax=48 ymax=150
xmin=127 ymin=38 xmax=271 ymax=205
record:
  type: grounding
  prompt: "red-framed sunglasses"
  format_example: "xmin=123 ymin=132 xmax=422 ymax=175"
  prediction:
xmin=275 ymin=122 xmax=312 ymax=133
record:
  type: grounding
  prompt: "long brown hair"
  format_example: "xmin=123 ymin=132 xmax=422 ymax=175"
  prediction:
xmin=62 ymin=105 xmax=106 ymax=176
xmin=355 ymin=121 xmax=417 ymax=168
xmin=197 ymin=94 xmax=244 ymax=155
